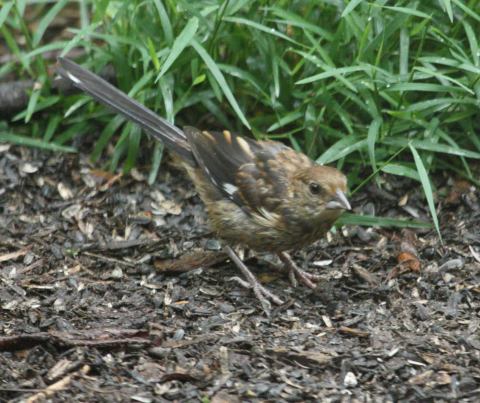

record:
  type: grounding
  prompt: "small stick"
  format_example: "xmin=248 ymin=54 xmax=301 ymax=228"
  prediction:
xmin=25 ymin=365 xmax=90 ymax=403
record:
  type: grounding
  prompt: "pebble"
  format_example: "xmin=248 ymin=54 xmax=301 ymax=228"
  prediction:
xmin=205 ymin=238 xmax=222 ymax=250
xmin=439 ymin=258 xmax=464 ymax=271
xmin=110 ymin=267 xmax=123 ymax=279
xmin=344 ymin=371 xmax=358 ymax=387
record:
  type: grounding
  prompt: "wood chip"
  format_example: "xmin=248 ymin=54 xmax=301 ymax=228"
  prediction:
xmin=469 ymin=245 xmax=480 ymax=263
xmin=0 ymin=248 xmax=29 ymax=263
xmin=338 ymin=326 xmax=370 ymax=338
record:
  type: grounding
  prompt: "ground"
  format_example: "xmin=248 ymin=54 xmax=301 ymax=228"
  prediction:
xmin=0 ymin=145 xmax=479 ymax=402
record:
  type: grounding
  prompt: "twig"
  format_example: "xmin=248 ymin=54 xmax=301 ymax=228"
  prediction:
xmin=82 ymin=251 xmax=136 ymax=267
xmin=0 ymin=328 xmax=153 ymax=351
xmin=0 ymin=247 xmax=30 ymax=262
xmin=25 ymin=365 xmax=90 ymax=403
xmin=154 ymin=250 xmax=228 ymax=273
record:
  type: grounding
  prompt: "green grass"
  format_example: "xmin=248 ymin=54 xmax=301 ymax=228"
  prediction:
xmin=1 ymin=0 xmax=480 ymax=234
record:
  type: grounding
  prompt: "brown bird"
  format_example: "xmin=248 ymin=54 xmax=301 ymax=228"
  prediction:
xmin=57 ymin=57 xmax=350 ymax=311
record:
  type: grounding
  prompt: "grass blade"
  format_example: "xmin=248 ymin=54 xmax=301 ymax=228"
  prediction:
xmin=223 ymin=16 xmax=299 ymax=45
xmin=156 ymin=16 xmax=198 ymax=80
xmin=25 ymin=78 xmax=44 ymax=123
xmin=148 ymin=141 xmax=164 ymax=185
xmin=317 ymin=137 xmax=367 ymax=164
xmin=451 ymin=0 xmax=480 ymax=22
xmin=381 ymin=163 xmax=420 ymax=181
xmin=296 ymin=66 xmax=369 ymax=85
xmin=409 ymin=144 xmax=442 ymax=241
xmin=0 ymin=2 xmax=13 ymax=28
xmin=399 ymin=28 xmax=409 ymax=75
xmin=367 ymin=117 xmax=382 ymax=172
xmin=13 ymin=96 xmax=60 ymax=122
xmin=191 ymin=38 xmax=250 ymax=129
xmin=383 ymin=138 xmax=480 ymax=159
xmin=153 ymin=0 xmax=173 ymax=44
xmin=377 ymin=5 xmax=432 ymax=19
xmin=43 ymin=115 xmax=62 ymax=142
xmin=439 ymin=0 xmax=453 ymax=22
xmin=124 ymin=125 xmax=141 ymax=172
xmin=0 ymin=132 xmax=76 ymax=153
xmin=385 ymin=83 xmax=466 ymax=93
xmin=462 ymin=21 xmax=479 ymax=66
xmin=32 ymin=0 xmax=69 ymax=46
xmin=269 ymin=6 xmax=333 ymax=40
xmin=267 ymin=111 xmax=302 ymax=132
xmin=337 ymin=213 xmax=432 ymax=229
xmin=341 ymin=0 xmax=363 ymax=18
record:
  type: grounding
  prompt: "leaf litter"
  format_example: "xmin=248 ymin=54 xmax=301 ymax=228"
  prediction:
xmin=0 ymin=146 xmax=479 ymax=401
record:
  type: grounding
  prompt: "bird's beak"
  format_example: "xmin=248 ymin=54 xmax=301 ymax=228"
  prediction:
xmin=326 ymin=189 xmax=351 ymax=211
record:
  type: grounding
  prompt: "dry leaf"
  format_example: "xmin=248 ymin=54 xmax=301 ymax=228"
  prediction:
xmin=20 ymin=162 xmax=39 ymax=174
xmin=397 ymin=252 xmax=421 ymax=272
xmin=57 ymin=182 xmax=74 ymax=200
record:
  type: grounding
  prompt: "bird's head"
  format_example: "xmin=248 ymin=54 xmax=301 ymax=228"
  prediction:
xmin=288 ymin=165 xmax=350 ymax=224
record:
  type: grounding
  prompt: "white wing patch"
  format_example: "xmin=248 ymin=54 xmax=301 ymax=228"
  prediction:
xmin=66 ymin=71 xmax=81 ymax=84
xmin=223 ymin=183 xmax=238 ymax=195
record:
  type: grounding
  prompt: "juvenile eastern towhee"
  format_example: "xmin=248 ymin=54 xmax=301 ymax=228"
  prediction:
xmin=57 ymin=57 xmax=351 ymax=312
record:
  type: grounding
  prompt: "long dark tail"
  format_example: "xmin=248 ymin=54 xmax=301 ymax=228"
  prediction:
xmin=57 ymin=57 xmax=194 ymax=164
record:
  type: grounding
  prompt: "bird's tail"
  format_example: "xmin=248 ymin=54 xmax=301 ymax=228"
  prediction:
xmin=57 ymin=57 xmax=194 ymax=164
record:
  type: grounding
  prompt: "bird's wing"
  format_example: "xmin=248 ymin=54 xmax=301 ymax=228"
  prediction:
xmin=184 ymin=126 xmax=310 ymax=213
xmin=235 ymin=140 xmax=312 ymax=213
xmin=184 ymin=126 xmax=260 ymax=205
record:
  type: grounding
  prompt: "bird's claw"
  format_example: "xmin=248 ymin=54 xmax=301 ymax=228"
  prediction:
xmin=229 ymin=276 xmax=284 ymax=314
xmin=226 ymin=246 xmax=284 ymax=314
xmin=279 ymin=252 xmax=321 ymax=289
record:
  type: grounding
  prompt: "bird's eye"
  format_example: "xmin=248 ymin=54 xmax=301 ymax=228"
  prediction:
xmin=309 ymin=182 xmax=322 ymax=195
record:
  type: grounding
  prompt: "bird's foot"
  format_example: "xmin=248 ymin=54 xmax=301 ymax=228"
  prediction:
xmin=225 ymin=246 xmax=283 ymax=314
xmin=229 ymin=276 xmax=283 ymax=311
xmin=278 ymin=252 xmax=321 ymax=289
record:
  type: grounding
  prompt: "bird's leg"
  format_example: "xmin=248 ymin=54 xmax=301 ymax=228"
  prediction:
xmin=278 ymin=252 xmax=322 ymax=289
xmin=225 ymin=246 xmax=283 ymax=312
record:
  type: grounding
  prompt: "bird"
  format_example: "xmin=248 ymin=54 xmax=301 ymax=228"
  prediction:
xmin=57 ymin=57 xmax=351 ymax=312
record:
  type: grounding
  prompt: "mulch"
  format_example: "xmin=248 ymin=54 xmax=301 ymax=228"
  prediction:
xmin=1 ymin=145 xmax=479 ymax=402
